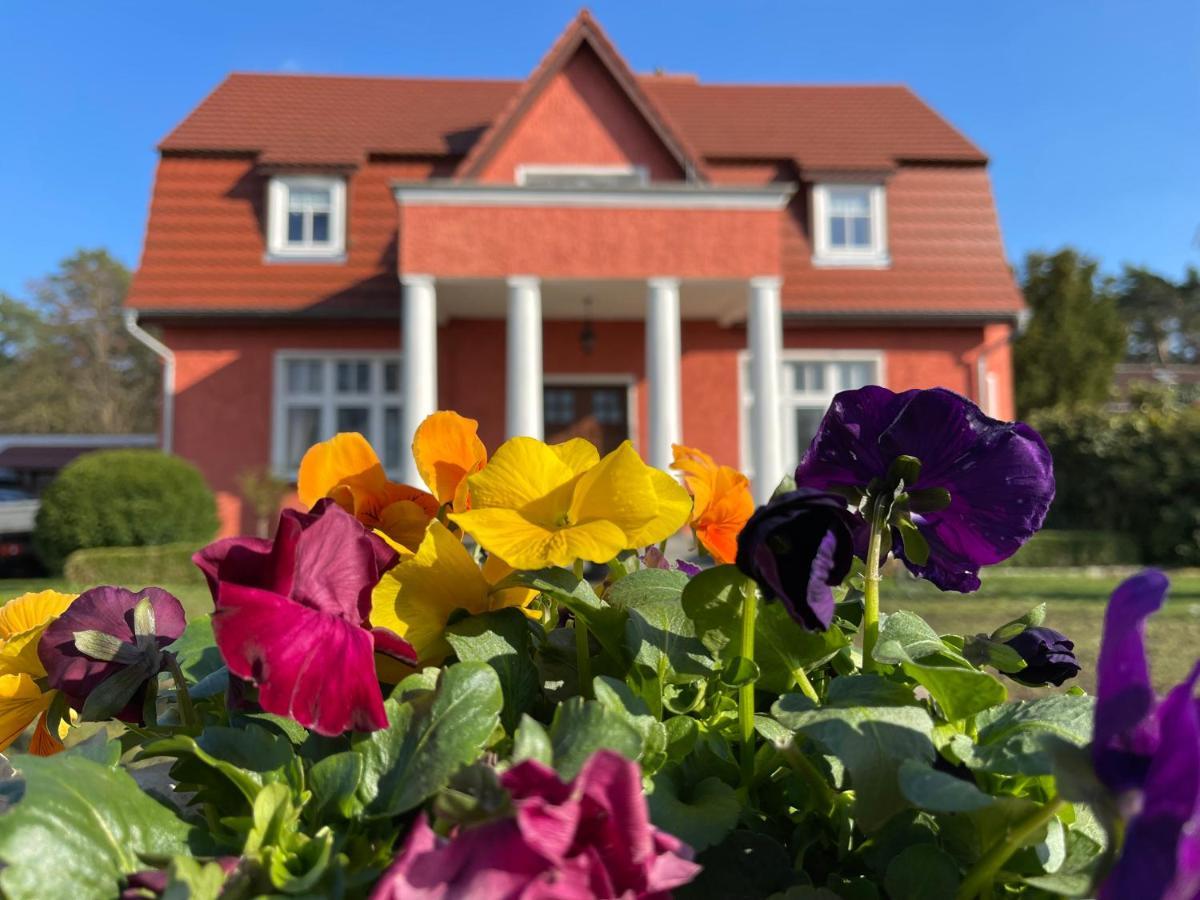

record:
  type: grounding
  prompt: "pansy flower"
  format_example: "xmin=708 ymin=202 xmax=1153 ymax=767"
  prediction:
xmin=412 ymin=411 xmax=488 ymax=512
xmin=671 ymin=443 xmax=754 ymax=565
xmin=1091 ymin=571 xmax=1200 ymax=899
xmin=38 ymin=586 xmax=186 ymax=722
xmin=0 ymin=590 xmax=75 ymax=754
xmin=450 ymin=438 xmax=691 ymax=570
xmin=795 ymin=386 xmax=1055 ymax=592
xmin=298 ymin=432 xmax=438 ymax=552
xmin=194 ymin=499 xmax=417 ymax=736
xmin=372 ymin=520 xmax=539 ymax=665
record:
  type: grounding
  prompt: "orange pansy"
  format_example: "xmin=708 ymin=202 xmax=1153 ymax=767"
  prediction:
xmin=297 ymin=432 xmax=438 ymax=552
xmin=671 ymin=444 xmax=755 ymax=565
xmin=412 ymin=411 xmax=488 ymax=512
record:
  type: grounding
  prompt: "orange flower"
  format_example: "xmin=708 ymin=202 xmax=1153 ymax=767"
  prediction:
xmin=670 ymin=444 xmax=755 ymax=565
xmin=298 ymin=432 xmax=438 ymax=552
xmin=412 ymin=411 xmax=488 ymax=512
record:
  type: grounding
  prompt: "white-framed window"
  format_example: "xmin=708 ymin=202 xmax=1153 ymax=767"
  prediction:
xmin=515 ymin=164 xmax=649 ymax=189
xmin=266 ymin=176 xmax=347 ymax=260
xmin=811 ymin=183 xmax=889 ymax=267
xmin=272 ymin=352 xmax=402 ymax=477
xmin=740 ymin=351 xmax=884 ymax=479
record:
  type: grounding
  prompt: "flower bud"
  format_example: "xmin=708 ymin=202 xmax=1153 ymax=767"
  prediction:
xmin=1003 ymin=626 xmax=1080 ymax=687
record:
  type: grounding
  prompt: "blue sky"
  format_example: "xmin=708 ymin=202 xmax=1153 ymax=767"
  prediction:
xmin=3 ymin=1 xmax=1198 ymax=297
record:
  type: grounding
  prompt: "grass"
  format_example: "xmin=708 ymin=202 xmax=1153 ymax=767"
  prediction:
xmin=5 ymin=568 xmax=1199 ymax=694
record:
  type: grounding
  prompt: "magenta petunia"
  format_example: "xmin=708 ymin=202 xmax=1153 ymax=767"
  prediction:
xmin=371 ymin=750 xmax=700 ymax=899
xmin=193 ymin=499 xmax=416 ymax=736
xmin=38 ymin=585 xmax=186 ymax=720
xmin=795 ymin=386 xmax=1055 ymax=592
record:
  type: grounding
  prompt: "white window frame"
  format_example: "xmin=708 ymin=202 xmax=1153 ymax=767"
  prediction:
xmin=266 ymin=175 xmax=347 ymax=260
xmin=738 ymin=349 xmax=886 ymax=479
xmin=811 ymin=182 xmax=889 ymax=267
xmin=271 ymin=351 xmax=402 ymax=479
xmin=515 ymin=164 xmax=649 ymax=187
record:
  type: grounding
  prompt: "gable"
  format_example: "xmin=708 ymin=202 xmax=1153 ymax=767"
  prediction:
xmin=475 ymin=43 xmax=686 ymax=183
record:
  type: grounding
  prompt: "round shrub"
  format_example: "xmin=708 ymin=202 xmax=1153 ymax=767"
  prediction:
xmin=33 ymin=449 xmax=219 ymax=572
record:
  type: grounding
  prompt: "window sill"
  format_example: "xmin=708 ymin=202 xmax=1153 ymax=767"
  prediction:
xmin=811 ymin=253 xmax=891 ymax=269
xmin=264 ymin=251 xmax=347 ymax=264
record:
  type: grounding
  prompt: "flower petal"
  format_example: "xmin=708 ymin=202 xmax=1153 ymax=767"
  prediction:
xmin=0 ymin=590 xmax=75 ymax=641
xmin=795 ymin=385 xmax=911 ymax=490
xmin=213 ymin=583 xmax=387 ymax=735
xmin=624 ymin=466 xmax=692 ymax=550
xmin=0 ymin=673 xmax=52 ymax=752
xmin=467 ymin=436 xmax=583 ymax=514
xmin=412 ymin=411 xmax=488 ymax=508
xmin=297 ymin=432 xmax=386 ymax=509
xmin=550 ymin=438 xmax=600 ymax=477
xmin=569 ymin=441 xmax=656 ymax=535
xmin=29 ymin=709 xmax=64 ymax=756
xmin=376 ymin=499 xmax=436 ymax=553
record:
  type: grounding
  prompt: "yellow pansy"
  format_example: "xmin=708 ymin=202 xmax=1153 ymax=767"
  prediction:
xmin=449 ymin=437 xmax=691 ymax=571
xmin=0 ymin=590 xmax=75 ymax=755
xmin=371 ymin=520 xmax=539 ymax=664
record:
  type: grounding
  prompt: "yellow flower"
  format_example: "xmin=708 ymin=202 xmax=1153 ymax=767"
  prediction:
xmin=412 ymin=411 xmax=488 ymax=512
xmin=371 ymin=520 xmax=539 ymax=664
xmin=449 ymin=437 xmax=691 ymax=570
xmin=0 ymin=590 xmax=75 ymax=755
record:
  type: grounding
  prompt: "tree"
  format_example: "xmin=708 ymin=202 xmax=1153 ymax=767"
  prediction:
xmin=1013 ymin=248 xmax=1126 ymax=416
xmin=1115 ymin=265 xmax=1199 ymax=364
xmin=0 ymin=249 xmax=159 ymax=433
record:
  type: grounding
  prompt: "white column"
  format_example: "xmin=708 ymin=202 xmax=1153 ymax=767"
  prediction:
xmin=645 ymin=277 xmax=682 ymax=470
xmin=506 ymin=275 xmax=544 ymax=440
xmin=400 ymin=273 xmax=437 ymax=485
xmin=748 ymin=276 xmax=784 ymax=504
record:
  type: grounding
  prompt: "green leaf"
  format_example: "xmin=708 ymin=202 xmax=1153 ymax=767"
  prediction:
xmin=0 ymin=754 xmax=192 ymax=900
xmin=308 ymin=752 xmax=364 ymax=821
xmin=548 ymin=696 xmax=643 ymax=780
xmin=719 ymin=655 xmax=759 ymax=688
xmin=80 ymin=662 xmax=153 ymax=722
xmin=621 ymin=587 xmax=715 ymax=680
xmin=593 ymin=676 xmax=668 ymax=774
xmin=502 ymin=568 xmax=626 ymax=662
xmin=512 ymin=714 xmax=554 ymax=766
xmin=897 ymin=759 xmax=993 ymax=812
xmin=990 ymin=603 xmax=1047 ymax=641
xmin=678 ymin=830 xmax=796 ymax=899
xmin=167 ymin=616 xmax=224 ymax=683
xmin=826 ymin=674 xmax=918 ymax=708
xmin=445 ymin=607 xmax=541 ymax=734
xmin=144 ymin=724 xmax=297 ymax=805
xmin=772 ymin=699 xmax=936 ymax=832
xmin=895 ymin=518 xmax=930 ymax=566
xmin=159 ymin=856 xmax=230 ymax=900
xmin=355 ymin=662 xmax=501 ymax=818
xmin=873 ymin=610 xmax=947 ymax=663
xmin=884 ymin=844 xmax=961 ymax=900
xmin=647 ymin=770 xmax=740 ymax=851
xmin=901 ymin=660 xmax=1008 ymax=721
xmin=952 ymin=695 xmax=1094 ymax=775
xmin=755 ymin=602 xmax=850 ymax=694
xmin=664 ymin=715 xmax=699 ymax=761
xmin=605 ymin=567 xmax=690 ymax=610
xmin=680 ymin=564 xmax=744 ymax=654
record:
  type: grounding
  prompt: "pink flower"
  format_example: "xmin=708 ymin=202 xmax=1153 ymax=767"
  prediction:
xmin=372 ymin=750 xmax=700 ymax=899
xmin=193 ymin=499 xmax=416 ymax=736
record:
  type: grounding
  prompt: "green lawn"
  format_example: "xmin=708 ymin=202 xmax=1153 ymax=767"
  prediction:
xmin=5 ymin=568 xmax=1199 ymax=694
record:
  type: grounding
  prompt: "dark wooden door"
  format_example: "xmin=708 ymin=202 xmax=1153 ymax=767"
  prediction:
xmin=543 ymin=384 xmax=629 ymax=454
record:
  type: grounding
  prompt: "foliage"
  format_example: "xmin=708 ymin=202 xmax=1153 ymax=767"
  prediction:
xmin=1001 ymin=529 xmax=1140 ymax=568
xmin=62 ymin=542 xmax=206 ymax=587
xmin=0 ymin=249 xmax=158 ymax=434
xmin=33 ymin=449 xmax=218 ymax=571
xmin=236 ymin=466 xmax=291 ymax=538
xmin=1013 ymin=248 xmax=1126 ymax=416
xmin=1115 ymin=264 xmax=1200 ymax=365
xmin=1032 ymin=395 xmax=1200 ymax=565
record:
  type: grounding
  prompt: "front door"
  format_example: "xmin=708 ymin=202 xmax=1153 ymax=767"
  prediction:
xmin=543 ymin=383 xmax=629 ymax=454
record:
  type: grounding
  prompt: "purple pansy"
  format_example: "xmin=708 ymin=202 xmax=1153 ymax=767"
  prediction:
xmin=1092 ymin=571 xmax=1200 ymax=899
xmin=1003 ymin=626 xmax=1080 ymax=687
xmin=38 ymin=586 xmax=186 ymax=721
xmin=794 ymin=386 xmax=1055 ymax=592
xmin=193 ymin=499 xmax=417 ymax=737
xmin=642 ymin=546 xmax=702 ymax=578
xmin=371 ymin=750 xmax=700 ymax=899
xmin=735 ymin=490 xmax=856 ymax=631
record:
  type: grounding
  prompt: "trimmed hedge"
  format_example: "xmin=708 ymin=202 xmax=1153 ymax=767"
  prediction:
xmin=33 ymin=449 xmax=218 ymax=572
xmin=1001 ymin=529 xmax=1140 ymax=568
xmin=62 ymin=542 xmax=205 ymax=587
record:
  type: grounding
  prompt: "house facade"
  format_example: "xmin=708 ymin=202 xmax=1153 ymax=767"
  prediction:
xmin=127 ymin=11 xmax=1022 ymax=536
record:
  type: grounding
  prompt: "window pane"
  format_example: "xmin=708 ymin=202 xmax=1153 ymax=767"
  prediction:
xmin=830 ymin=217 xmax=847 ymax=247
xmin=311 ymin=212 xmax=330 ymax=244
xmin=383 ymin=407 xmax=402 ymax=470
xmin=336 ymin=406 xmax=370 ymax=433
xmin=592 ymin=389 xmax=624 ymax=424
xmin=828 ymin=188 xmax=870 ymax=216
xmin=336 ymin=361 xmax=370 ymax=393
xmin=287 ymin=212 xmax=304 ymax=243
xmin=836 ymin=361 xmax=877 ymax=389
xmin=794 ymin=407 xmax=827 ymax=458
xmin=383 ymin=362 xmax=400 ymax=393
xmin=544 ymin=389 xmax=575 ymax=425
xmin=789 ymin=362 xmax=825 ymax=393
xmin=285 ymin=407 xmax=322 ymax=468
xmin=851 ymin=217 xmax=871 ymax=247
xmin=285 ymin=359 xmax=322 ymax=394
xmin=289 ymin=188 xmax=331 ymax=209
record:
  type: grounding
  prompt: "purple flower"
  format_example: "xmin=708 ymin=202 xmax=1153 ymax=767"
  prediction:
xmin=193 ymin=499 xmax=416 ymax=737
xmin=38 ymin=586 xmax=186 ymax=721
xmin=1091 ymin=571 xmax=1200 ymax=900
xmin=795 ymin=386 xmax=1055 ymax=592
xmin=641 ymin=547 xmax=702 ymax=578
xmin=371 ymin=750 xmax=700 ymax=899
xmin=1003 ymin=626 xmax=1080 ymax=687
xmin=734 ymin=490 xmax=856 ymax=631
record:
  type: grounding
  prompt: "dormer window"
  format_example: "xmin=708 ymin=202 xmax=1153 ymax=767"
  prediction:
xmin=811 ymin=183 xmax=889 ymax=267
xmin=266 ymin=175 xmax=346 ymax=260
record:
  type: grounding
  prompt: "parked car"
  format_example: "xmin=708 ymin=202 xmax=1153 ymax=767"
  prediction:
xmin=0 ymin=486 xmax=41 ymax=575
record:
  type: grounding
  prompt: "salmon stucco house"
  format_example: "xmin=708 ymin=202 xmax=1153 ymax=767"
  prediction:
xmin=127 ymin=10 xmax=1023 ymax=536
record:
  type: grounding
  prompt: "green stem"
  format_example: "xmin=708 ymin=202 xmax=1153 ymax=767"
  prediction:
xmin=955 ymin=796 xmax=1066 ymax=900
xmin=573 ymin=560 xmax=593 ymax=699
xmin=861 ymin=500 xmax=886 ymax=673
xmin=165 ymin=652 xmax=199 ymax=729
xmin=739 ymin=577 xmax=758 ymax=786
xmin=792 ymin=666 xmax=819 ymax=704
